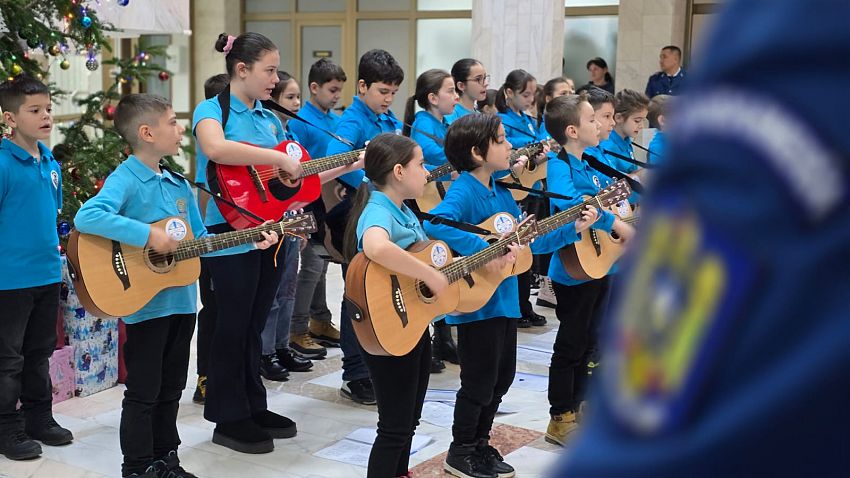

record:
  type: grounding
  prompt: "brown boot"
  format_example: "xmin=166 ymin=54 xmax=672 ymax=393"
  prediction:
xmin=545 ymin=411 xmax=578 ymax=446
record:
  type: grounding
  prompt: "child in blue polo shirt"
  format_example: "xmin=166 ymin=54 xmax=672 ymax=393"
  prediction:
xmin=600 ymin=89 xmax=649 ymax=175
xmin=542 ymin=94 xmax=635 ymax=447
xmin=0 ymin=76 xmax=73 ymax=461
xmin=324 ymin=49 xmax=404 ymax=406
xmin=447 ymin=58 xmax=488 ymax=124
xmin=75 ymin=94 xmax=279 ymax=477
xmin=496 ymin=69 xmax=540 ymax=148
xmin=425 ymin=113 xmax=597 ymax=478
xmin=342 ymin=134 xmax=449 ymax=478
xmin=287 ymin=59 xmax=349 ymax=362
xmin=403 ymin=69 xmax=457 ymax=167
xmin=192 ymin=32 xmax=302 ymax=455
xmin=647 ymin=94 xmax=671 ymax=164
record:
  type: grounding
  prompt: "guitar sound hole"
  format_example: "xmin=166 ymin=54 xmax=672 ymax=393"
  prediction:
xmin=144 ymin=249 xmax=176 ymax=274
xmin=610 ymin=231 xmax=621 ymax=240
xmin=416 ymin=281 xmax=435 ymax=303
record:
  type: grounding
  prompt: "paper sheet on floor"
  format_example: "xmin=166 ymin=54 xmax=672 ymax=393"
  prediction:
xmin=420 ymin=401 xmax=455 ymax=428
xmin=346 ymin=427 xmax=434 ymax=454
xmin=516 ymin=345 xmax=553 ymax=366
xmin=314 ymin=439 xmax=372 ymax=467
xmin=511 ymin=371 xmax=549 ymax=392
xmin=424 ymin=388 xmax=458 ymax=403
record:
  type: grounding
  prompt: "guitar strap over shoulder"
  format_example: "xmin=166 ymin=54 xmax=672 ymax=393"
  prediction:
xmin=412 ymin=210 xmax=492 ymax=236
xmin=159 ymin=163 xmax=266 ymax=223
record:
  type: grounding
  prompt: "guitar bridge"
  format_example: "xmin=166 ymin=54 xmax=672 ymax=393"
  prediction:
xmin=248 ymin=166 xmax=269 ymax=203
xmin=590 ymin=230 xmax=602 ymax=256
xmin=111 ymin=240 xmax=131 ymax=290
xmin=390 ymin=275 xmax=409 ymax=327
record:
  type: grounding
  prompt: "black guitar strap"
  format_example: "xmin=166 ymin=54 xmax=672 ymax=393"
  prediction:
xmin=159 ymin=163 xmax=267 ymax=223
xmin=412 ymin=210 xmax=492 ymax=236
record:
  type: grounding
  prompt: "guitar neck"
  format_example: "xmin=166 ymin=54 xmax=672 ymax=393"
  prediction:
xmin=173 ymin=221 xmax=289 ymax=261
xmin=427 ymin=163 xmax=455 ymax=182
xmin=437 ymin=226 xmax=534 ymax=284
xmin=509 ymin=142 xmax=544 ymax=165
xmin=299 ymin=149 xmax=364 ymax=178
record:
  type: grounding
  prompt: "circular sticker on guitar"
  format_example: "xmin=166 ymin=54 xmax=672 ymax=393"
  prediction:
xmin=430 ymin=243 xmax=448 ymax=267
xmin=285 ymin=142 xmax=303 ymax=161
xmin=493 ymin=213 xmax=515 ymax=234
xmin=165 ymin=218 xmax=188 ymax=241
xmin=617 ymin=200 xmax=631 ymax=217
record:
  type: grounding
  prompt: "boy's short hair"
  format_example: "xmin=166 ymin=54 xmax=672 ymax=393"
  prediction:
xmin=444 ymin=113 xmax=503 ymax=172
xmin=204 ymin=73 xmax=229 ymax=99
xmin=358 ymin=49 xmax=404 ymax=88
xmin=544 ymin=93 xmax=588 ymax=145
xmin=113 ymin=94 xmax=172 ymax=147
xmin=576 ymin=84 xmax=616 ymax=111
xmin=308 ymin=58 xmax=347 ymax=87
xmin=648 ymin=94 xmax=672 ymax=128
xmin=0 ymin=75 xmax=50 ymax=115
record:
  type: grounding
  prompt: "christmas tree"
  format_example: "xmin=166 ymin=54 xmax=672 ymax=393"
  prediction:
xmin=0 ymin=0 xmax=183 ymax=242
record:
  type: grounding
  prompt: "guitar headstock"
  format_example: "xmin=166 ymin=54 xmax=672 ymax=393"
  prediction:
xmin=280 ymin=211 xmax=318 ymax=236
xmin=596 ymin=179 xmax=632 ymax=208
xmin=515 ymin=214 xmax=540 ymax=246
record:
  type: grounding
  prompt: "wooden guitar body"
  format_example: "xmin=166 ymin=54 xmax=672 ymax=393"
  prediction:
xmin=345 ymin=241 xmax=461 ymax=356
xmin=559 ymin=196 xmax=634 ymax=280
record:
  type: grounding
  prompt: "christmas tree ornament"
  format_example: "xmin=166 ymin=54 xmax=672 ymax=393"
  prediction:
xmin=11 ymin=64 xmax=22 ymax=75
xmin=26 ymin=37 xmax=39 ymax=49
xmin=86 ymin=57 xmax=99 ymax=71
xmin=158 ymin=71 xmax=169 ymax=81
xmin=60 ymin=59 xmax=71 ymax=70
xmin=49 ymin=44 xmax=61 ymax=56
xmin=103 ymin=104 xmax=116 ymax=120
xmin=57 ymin=221 xmax=71 ymax=236
xmin=118 ymin=0 xmax=130 ymax=5
xmin=81 ymin=15 xmax=92 ymax=28
xmin=94 ymin=178 xmax=105 ymax=191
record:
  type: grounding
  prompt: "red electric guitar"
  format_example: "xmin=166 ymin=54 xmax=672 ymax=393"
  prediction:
xmin=207 ymin=140 xmax=363 ymax=230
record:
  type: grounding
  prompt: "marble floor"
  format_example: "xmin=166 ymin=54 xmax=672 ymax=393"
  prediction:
xmin=0 ymin=266 xmax=570 ymax=478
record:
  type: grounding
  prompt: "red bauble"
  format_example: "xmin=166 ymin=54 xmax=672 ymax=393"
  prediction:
xmin=94 ymin=177 xmax=105 ymax=192
xmin=103 ymin=104 xmax=116 ymax=120
xmin=158 ymin=71 xmax=169 ymax=81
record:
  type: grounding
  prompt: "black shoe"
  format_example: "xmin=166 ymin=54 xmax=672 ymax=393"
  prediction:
xmin=259 ymin=353 xmax=290 ymax=382
xmin=154 ymin=450 xmax=198 ymax=478
xmin=527 ymin=311 xmax=547 ymax=327
xmin=252 ymin=409 xmax=297 ymax=439
xmin=340 ymin=378 xmax=376 ymax=405
xmin=516 ymin=317 xmax=532 ymax=328
xmin=444 ymin=443 xmax=497 ymax=478
xmin=24 ymin=411 xmax=73 ymax=446
xmin=433 ymin=320 xmax=459 ymax=364
xmin=276 ymin=348 xmax=313 ymax=372
xmin=124 ymin=467 xmax=158 ymax=478
xmin=476 ymin=440 xmax=515 ymax=478
xmin=212 ymin=418 xmax=273 ymax=454
xmin=0 ymin=426 xmax=41 ymax=460
xmin=430 ymin=354 xmax=446 ymax=374
xmin=192 ymin=375 xmax=206 ymax=404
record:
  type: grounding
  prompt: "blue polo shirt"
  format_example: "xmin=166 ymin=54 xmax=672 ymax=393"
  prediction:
xmin=325 ymin=96 xmax=402 ymax=188
xmin=0 ymin=139 xmax=61 ymax=290
xmin=288 ymin=100 xmax=341 ymax=160
xmin=648 ymin=130 xmax=667 ymax=165
xmin=356 ymin=190 xmax=426 ymax=252
xmin=424 ymin=171 xmax=577 ymax=324
xmin=645 ymin=68 xmax=687 ymax=98
xmin=411 ymin=111 xmax=449 ymax=167
xmin=498 ymin=109 xmax=538 ymax=148
xmin=192 ymin=94 xmax=288 ymax=226
xmin=445 ymin=102 xmax=477 ymax=125
xmin=547 ymin=151 xmax=617 ymax=287
xmin=74 ymin=155 xmax=253 ymax=323
xmin=601 ymin=130 xmax=640 ymax=174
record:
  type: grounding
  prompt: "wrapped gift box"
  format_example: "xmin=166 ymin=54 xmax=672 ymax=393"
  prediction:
xmin=49 ymin=346 xmax=75 ymax=404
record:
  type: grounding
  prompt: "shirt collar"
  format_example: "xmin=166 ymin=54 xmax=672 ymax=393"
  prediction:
xmin=367 ymin=190 xmax=418 ymax=228
xmin=458 ymin=171 xmax=499 ymax=199
xmin=125 ymin=155 xmax=183 ymax=185
xmin=303 ymin=100 xmax=333 ymax=120
xmin=351 ymin=96 xmax=382 ymax=124
xmin=558 ymin=149 xmax=587 ymax=172
xmin=1 ymin=138 xmax=54 ymax=163
xmin=666 ymin=67 xmax=683 ymax=78
xmin=416 ymin=110 xmax=448 ymax=128
xmin=610 ymin=130 xmax=631 ymax=151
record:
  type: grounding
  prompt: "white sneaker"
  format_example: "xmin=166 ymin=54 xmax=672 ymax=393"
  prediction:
xmin=536 ymin=276 xmax=557 ymax=308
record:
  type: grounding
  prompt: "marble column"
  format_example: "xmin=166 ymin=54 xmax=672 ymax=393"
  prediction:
xmin=614 ymin=0 xmax=687 ymax=94
xmin=472 ymin=0 xmax=565 ymax=88
xmin=191 ymin=0 xmax=241 ymax=107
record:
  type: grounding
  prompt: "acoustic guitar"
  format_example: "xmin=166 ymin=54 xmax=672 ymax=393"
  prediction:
xmin=344 ymin=179 xmax=630 ymax=356
xmin=207 ymin=140 xmax=363 ymax=229
xmin=560 ymin=198 xmax=639 ymax=280
xmin=66 ymin=212 xmax=317 ymax=319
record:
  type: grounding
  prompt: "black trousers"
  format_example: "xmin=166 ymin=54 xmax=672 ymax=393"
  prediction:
xmin=361 ymin=332 xmax=430 ymax=478
xmin=203 ymin=228 xmax=286 ymax=424
xmin=518 ymin=270 xmax=534 ymax=317
xmin=120 ymin=314 xmax=195 ymax=476
xmin=0 ymin=283 xmax=60 ymax=427
xmin=196 ymin=258 xmax=217 ymax=377
xmin=453 ymin=317 xmax=517 ymax=445
xmin=549 ymin=278 xmax=611 ymax=415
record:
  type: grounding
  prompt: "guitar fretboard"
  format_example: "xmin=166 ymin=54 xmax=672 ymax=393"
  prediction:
xmin=426 ymin=141 xmax=549 ymax=183
xmin=297 ymin=149 xmax=364 ymax=178
xmin=172 ymin=218 xmax=310 ymax=261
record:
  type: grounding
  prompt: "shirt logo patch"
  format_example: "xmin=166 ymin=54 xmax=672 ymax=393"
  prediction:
xmin=493 ymin=213 xmax=515 ymax=234
xmin=164 ymin=218 xmax=188 ymax=241
xmin=592 ymin=175 xmax=601 ymax=188
xmin=604 ymin=208 xmax=755 ymax=434
xmin=270 ymin=123 xmax=278 ymax=136
xmin=285 ymin=142 xmax=303 ymax=161
xmin=430 ymin=243 xmax=448 ymax=267
xmin=528 ymin=123 xmax=535 ymax=133
xmin=394 ymin=128 xmax=402 ymax=136
xmin=176 ymin=199 xmax=187 ymax=215
xmin=51 ymin=170 xmax=59 ymax=190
